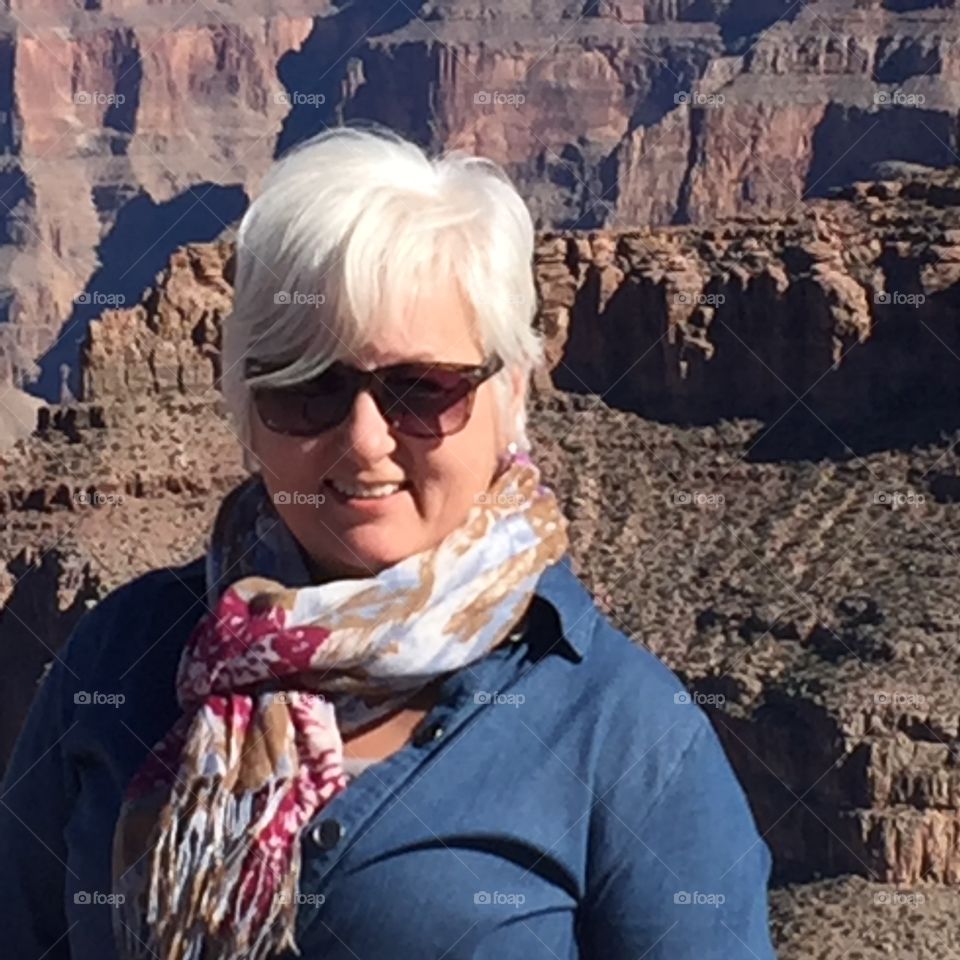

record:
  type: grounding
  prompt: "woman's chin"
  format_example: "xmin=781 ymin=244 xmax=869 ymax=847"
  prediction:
xmin=317 ymin=526 xmax=425 ymax=577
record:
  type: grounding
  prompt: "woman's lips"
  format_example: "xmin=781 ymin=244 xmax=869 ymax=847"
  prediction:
xmin=322 ymin=479 xmax=410 ymax=512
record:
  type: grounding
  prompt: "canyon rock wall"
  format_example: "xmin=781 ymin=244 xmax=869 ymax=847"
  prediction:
xmin=4 ymin=0 xmax=960 ymax=410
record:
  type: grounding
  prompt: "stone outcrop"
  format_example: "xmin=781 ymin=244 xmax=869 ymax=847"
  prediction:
xmin=542 ymin=172 xmax=960 ymax=454
xmin=81 ymin=240 xmax=233 ymax=402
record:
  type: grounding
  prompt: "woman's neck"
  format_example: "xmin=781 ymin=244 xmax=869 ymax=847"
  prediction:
xmin=298 ymin=541 xmax=376 ymax=584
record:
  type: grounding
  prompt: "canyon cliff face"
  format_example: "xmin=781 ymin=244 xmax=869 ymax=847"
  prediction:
xmin=0 ymin=1 xmax=318 ymax=403
xmin=544 ymin=174 xmax=960 ymax=456
xmin=3 ymin=0 xmax=960 ymax=410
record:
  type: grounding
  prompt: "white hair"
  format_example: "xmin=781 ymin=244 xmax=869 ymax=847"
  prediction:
xmin=220 ymin=122 xmax=544 ymax=469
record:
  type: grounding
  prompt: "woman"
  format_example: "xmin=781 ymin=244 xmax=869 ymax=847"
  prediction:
xmin=0 ymin=123 xmax=776 ymax=960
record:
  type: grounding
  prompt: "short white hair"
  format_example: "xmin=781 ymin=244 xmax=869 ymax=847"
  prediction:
xmin=220 ymin=122 xmax=544 ymax=467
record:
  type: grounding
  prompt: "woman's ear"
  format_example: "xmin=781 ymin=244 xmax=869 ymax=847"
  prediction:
xmin=243 ymin=424 xmax=261 ymax=473
xmin=243 ymin=447 xmax=260 ymax=473
xmin=244 ymin=401 xmax=266 ymax=473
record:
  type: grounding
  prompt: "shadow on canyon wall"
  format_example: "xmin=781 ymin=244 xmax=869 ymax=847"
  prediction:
xmin=554 ymin=266 xmax=960 ymax=462
xmin=34 ymin=183 xmax=247 ymax=402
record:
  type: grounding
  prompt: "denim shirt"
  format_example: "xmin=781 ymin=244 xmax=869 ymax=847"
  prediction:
xmin=0 ymin=553 xmax=776 ymax=959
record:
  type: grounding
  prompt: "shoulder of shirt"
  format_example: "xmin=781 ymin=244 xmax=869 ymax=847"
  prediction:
xmin=84 ymin=554 xmax=207 ymax=623
xmin=535 ymin=557 xmax=715 ymax=804
xmin=60 ymin=554 xmax=208 ymax=672
xmin=533 ymin=553 xmax=699 ymax=719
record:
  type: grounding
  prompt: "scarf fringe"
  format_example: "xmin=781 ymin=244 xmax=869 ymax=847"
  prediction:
xmin=115 ymin=772 xmax=302 ymax=960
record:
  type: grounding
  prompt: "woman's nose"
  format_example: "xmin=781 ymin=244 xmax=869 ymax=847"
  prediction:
xmin=336 ymin=388 xmax=398 ymax=462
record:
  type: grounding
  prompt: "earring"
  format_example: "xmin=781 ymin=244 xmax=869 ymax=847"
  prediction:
xmin=496 ymin=440 xmax=519 ymax=473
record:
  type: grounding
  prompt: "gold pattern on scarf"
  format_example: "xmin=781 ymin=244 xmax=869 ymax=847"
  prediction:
xmin=235 ymin=696 xmax=295 ymax=792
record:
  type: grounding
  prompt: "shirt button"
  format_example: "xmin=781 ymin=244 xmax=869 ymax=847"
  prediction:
xmin=412 ymin=721 xmax=445 ymax=747
xmin=310 ymin=818 xmax=343 ymax=851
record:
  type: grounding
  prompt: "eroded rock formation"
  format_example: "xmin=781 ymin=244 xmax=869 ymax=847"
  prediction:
xmin=79 ymin=165 xmax=960 ymax=456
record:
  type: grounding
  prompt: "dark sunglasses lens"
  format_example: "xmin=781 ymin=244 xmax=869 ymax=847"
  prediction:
xmin=253 ymin=367 xmax=355 ymax=436
xmin=253 ymin=390 xmax=341 ymax=435
xmin=381 ymin=368 xmax=475 ymax=438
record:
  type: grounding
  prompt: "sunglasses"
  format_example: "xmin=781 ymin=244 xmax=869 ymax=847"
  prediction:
xmin=245 ymin=354 xmax=505 ymax=438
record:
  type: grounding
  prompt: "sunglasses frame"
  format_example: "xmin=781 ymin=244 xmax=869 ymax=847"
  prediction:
xmin=245 ymin=353 xmax=505 ymax=438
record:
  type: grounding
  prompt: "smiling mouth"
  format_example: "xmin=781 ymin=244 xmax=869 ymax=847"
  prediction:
xmin=323 ymin=478 xmax=410 ymax=500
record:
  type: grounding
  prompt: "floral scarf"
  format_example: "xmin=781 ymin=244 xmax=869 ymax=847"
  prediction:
xmin=111 ymin=449 xmax=569 ymax=960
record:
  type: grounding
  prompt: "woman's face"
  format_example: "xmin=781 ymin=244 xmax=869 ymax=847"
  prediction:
xmin=249 ymin=282 xmax=525 ymax=580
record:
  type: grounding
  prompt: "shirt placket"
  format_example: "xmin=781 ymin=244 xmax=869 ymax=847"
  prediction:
xmin=294 ymin=632 xmax=543 ymax=945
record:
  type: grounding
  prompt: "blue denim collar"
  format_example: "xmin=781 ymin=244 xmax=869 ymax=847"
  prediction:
xmin=530 ymin=553 xmax=596 ymax=662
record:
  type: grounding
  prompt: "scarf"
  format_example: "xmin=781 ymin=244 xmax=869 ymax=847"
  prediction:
xmin=111 ymin=449 xmax=569 ymax=960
